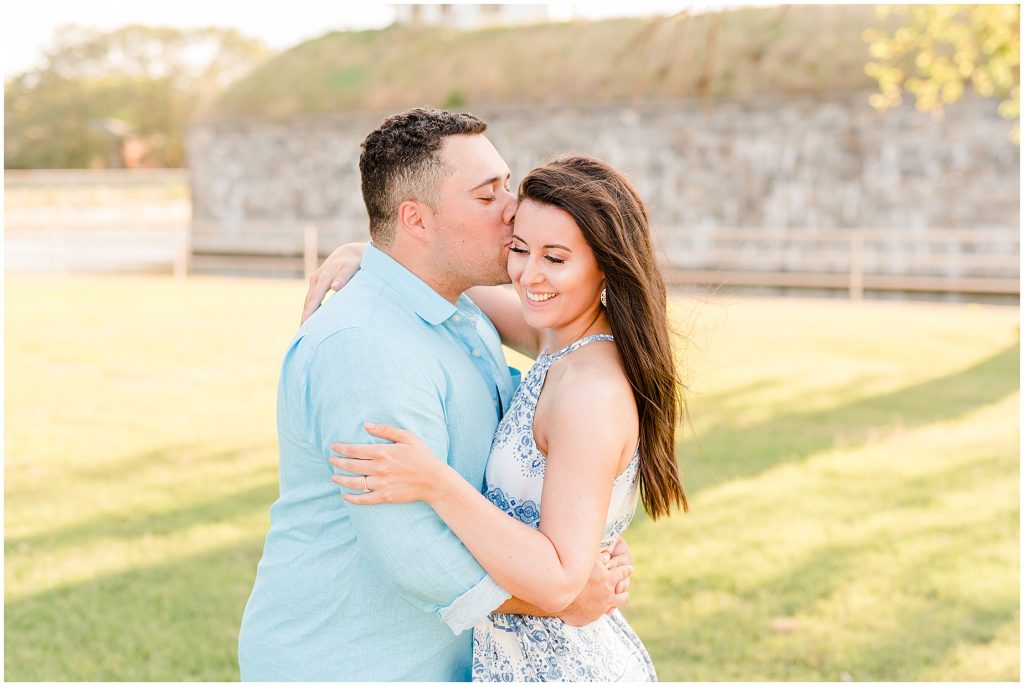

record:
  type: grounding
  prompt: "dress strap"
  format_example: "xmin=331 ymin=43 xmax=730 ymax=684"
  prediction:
xmin=545 ymin=333 xmax=615 ymax=362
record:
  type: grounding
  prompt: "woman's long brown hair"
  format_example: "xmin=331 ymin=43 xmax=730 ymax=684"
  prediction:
xmin=519 ymin=155 xmax=688 ymax=519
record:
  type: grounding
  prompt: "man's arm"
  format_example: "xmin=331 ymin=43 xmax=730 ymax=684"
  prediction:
xmin=309 ymin=329 xmax=509 ymax=634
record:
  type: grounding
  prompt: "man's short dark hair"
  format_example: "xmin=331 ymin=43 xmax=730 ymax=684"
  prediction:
xmin=359 ymin=107 xmax=488 ymax=246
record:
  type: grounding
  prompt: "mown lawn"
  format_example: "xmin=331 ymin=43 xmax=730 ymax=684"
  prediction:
xmin=4 ymin=274 xmax=1019 ymax=680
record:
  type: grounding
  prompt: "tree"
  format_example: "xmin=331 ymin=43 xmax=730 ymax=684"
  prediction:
xmin=863 ymin=4 xmax=1020 ymax=143
xmin=4 ymin=25 xmax=271 ymax=168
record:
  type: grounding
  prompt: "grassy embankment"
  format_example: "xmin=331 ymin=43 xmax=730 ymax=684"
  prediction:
xmin=206 ymin=4 xmax=886 ymax=122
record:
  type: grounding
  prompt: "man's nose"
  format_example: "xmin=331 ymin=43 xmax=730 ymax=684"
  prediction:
xmin=501 ymin=192 xmax=517 ymax=225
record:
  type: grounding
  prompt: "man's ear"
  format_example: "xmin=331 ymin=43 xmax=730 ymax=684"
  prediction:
xmin=397 ymin=200 xmax=433 ymax=244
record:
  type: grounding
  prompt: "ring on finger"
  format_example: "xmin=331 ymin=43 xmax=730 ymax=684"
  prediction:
xmin=362 ymin=475 xmax=371 ymax=493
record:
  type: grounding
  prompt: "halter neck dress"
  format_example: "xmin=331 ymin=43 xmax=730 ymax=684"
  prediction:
xmin=471 ymin=334 xmax=657 ymax=682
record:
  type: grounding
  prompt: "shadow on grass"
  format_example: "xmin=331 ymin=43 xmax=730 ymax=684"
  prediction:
xmin=6 ymin=441 xmax=275 ymax=514
xmin=6 ymin=440 xmax=279 ymax=556
xmin=4 ymin=540 xmax=261 ymax=681
xmin=680 ymin=340 xmax=1020 ymax=495
xmin=628 ymin=427 xmax=1019 ymax=680
xmin=5 ymin=480 xmax=278 ymax=555
xmin=71 ymin=441 xmax=273 ymax=483
xmin=634 ymin=514 xmax=1017 ymax=680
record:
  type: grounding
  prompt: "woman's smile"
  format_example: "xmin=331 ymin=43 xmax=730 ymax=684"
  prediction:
xmin=525 ymin=288 xmax=558 ymax=304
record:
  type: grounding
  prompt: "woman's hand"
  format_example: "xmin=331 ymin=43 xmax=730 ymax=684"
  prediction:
xmin=557 ymin=548 xmax=633 ymax=626
xmin=329 ymin=422 xmax=450 ymax=505
xmin=301 ymin=242 xmax=367 ymax=323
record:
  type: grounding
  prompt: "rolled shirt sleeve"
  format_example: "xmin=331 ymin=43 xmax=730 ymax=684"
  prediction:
xmin=308 ymin=328 xmax=510 ymax=633
xmin=439 ymin=573 xmax=511 ymax=635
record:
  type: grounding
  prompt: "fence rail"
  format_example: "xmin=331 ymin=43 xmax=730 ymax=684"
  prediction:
xmin=660 ymin=228 xmax=1020 ymax=298
xmin=4 ymin=168 xmax=188 ymax=186
xmin=8 ymin=209 xmax=1018 ymax=299
xmin=188 ymin=221 xmax=1020 ymax=298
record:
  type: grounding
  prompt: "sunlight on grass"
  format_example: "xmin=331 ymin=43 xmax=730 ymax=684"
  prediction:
xmin=5 ymin=275 xmax=1019 ymax=680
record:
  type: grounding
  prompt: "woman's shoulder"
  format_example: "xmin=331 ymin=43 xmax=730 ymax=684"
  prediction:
xmin=535 ymin=339 xmax=638 ymax=466
xmin=542 ymin=340 xmax=636 ymax=420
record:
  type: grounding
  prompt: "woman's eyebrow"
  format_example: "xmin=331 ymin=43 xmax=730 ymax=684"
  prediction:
xmin=511 ymin=235 xmax=573 ymax=252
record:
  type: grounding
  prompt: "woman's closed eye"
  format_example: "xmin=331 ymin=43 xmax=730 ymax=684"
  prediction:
xmin=509 ymin=246 xmax=529 ymax=255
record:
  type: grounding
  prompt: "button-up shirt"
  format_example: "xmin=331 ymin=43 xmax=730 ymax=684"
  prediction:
xmin=238 ymin=244 xmax=516 ymax=681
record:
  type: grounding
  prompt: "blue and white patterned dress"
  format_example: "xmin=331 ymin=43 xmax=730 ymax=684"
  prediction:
xmin=472 ymin=334 xmax=657 ymax=682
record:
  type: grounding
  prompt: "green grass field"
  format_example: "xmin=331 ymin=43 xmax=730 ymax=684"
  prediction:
xmin=4 ymin=274 xmax=1019 ymax=681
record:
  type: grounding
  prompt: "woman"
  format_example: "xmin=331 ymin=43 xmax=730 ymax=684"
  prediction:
xmin=326 ymin=156 xmax=686 ymax=681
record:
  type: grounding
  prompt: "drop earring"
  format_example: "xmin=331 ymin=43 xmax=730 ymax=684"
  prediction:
xmin=600 ymin=288 xmax=607 ymax=307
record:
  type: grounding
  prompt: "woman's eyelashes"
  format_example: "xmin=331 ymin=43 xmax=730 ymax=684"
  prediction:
xmin=508 ymin=246 xmax=565 ymax=264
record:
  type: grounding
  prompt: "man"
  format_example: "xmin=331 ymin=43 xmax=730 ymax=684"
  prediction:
xmin=238 ymin=108 xmax=631 ymax=681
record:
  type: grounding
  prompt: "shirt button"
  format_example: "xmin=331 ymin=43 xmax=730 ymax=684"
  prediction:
xmin=453 ymin=314 xmax=462 ymax=323
xmin=472 ymin=349 xmax=482 ymax=357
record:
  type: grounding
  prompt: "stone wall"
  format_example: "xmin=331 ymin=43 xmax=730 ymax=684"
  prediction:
xmin=186 ymin=92 xmax=1019 ymax=287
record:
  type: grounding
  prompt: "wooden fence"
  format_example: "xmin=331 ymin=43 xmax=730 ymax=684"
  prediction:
xmin=660 ymin=228 xmax=1020 ymax=298
xmin=188 ymin=221 xmax=1020 ymax=298
xmin=10 ymin=168 xmax=1015 ymax=298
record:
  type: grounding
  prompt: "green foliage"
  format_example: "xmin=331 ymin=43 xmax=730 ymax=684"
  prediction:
xmin=4 ymin=25 xmax=271 ymax=168
xmin=4 ymin=275 xmax=1019 ymax=680
xmin=864 ymin=5 xmax=1020 ymax=142
xmin=441 ymin=89 xmax=466 ymax=109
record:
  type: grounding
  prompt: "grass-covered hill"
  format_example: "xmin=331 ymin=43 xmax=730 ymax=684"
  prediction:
xmin=204 ymin=4 xmax=891 ymax=122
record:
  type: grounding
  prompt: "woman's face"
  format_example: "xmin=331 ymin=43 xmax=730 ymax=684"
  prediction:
xmin=506 ymin=198 xmax=605 ymax=332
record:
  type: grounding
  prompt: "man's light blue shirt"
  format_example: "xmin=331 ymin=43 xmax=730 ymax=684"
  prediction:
xmin=238 ymin=244 xmax=516 ymax=681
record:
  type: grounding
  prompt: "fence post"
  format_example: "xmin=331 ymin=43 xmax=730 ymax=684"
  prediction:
xmin=173 ymin=222 xmax=191 ymax=280
xmin=304 ymin=223 xmax=319 ymax=280
xmin=54 ymin=228 xmax=68 ymax=276
xmin=849 ymin=231 xmax=864 ymax=300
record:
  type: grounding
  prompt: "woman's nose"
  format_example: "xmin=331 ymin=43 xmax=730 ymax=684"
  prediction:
xmin=520 ymin=257 xmax=543 ymax=286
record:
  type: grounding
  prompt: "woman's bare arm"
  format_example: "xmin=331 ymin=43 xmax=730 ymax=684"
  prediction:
xmin=466 ymin=285 xmax=539 ymax=358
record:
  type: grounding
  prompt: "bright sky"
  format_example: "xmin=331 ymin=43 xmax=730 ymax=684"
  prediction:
xmin=1 ymin=1 xmax=744 ymax=78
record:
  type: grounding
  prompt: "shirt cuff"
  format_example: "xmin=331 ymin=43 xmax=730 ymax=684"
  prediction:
xmin=438 ymin=574 xmax=511 ymax=635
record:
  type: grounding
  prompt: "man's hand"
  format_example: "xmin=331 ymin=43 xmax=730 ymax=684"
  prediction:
xmin=301 ymin=242 xmax=366 ymax=324
xmin=557 ymin=541 xmax=634 ymax=627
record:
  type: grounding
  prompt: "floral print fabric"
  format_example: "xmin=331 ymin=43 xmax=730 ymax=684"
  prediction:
xmin=472 ymin=334 xmax=657 ymax=682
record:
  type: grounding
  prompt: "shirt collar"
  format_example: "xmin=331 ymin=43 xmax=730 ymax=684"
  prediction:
xmin=361 ymin=243 xmax=459 ymax=326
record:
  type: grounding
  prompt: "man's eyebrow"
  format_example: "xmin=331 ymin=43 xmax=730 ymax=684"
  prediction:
xmin=469 ymin=171 xmax=511 ymax=192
